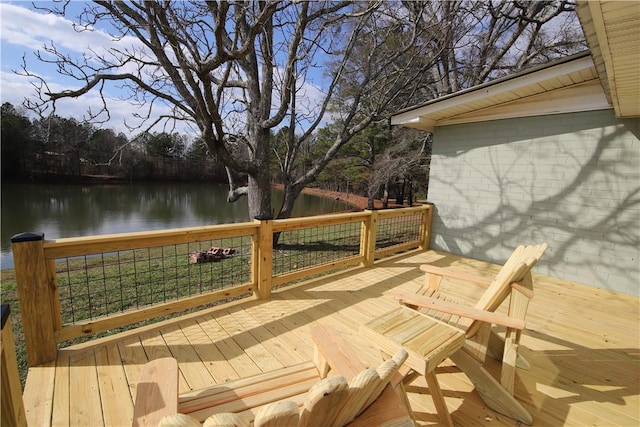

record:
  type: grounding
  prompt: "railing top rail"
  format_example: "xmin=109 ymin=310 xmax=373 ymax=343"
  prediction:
xmin=43 ymin=222 xmax=259 ymax=259
xmin=39 ymin=206 xmax=431 ymax=260
xmin=374 ymin=205 xmax=430 ymax=218
xmin=272 ymin=211 xmax=370 ymax=232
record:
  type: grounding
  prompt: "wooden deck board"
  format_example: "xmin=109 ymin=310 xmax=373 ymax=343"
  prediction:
xmin=21 ymin=249 xmax=640 ymax=426
xmin=139 ymin=330 xmax=191 ymax=392
xmin=68 ymin=351 xmax=103 ymax=426
xmin=190 ymin=316 xmax=240 ymax=384
xmin=179 ymin=318 xmax=237 ymax=385
xmin=21 ymin=361 xmax=55 ymax=426
xmin=227 ymin=306 xmax=306 ymax=366
xmin=159 ymin=323 xmax=215 ymax=391
xmin=116 ymin=336 xmax=149 ymax=402
xmin=215 ymin=309 xmax=285 ymax=373
xmin=249 ymin=297 xmax=316 ymax=361
xmin=94 ymin=345 xmax=134 ymax=427
xmin=197 ymin=314 xmax=263 ymax=378
xmin=51 ymin=352 xmax=70 ymax=426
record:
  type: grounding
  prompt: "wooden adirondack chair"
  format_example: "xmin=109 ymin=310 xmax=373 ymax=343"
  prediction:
xmin=132 ymin=324 xmax=413 ymax=427
xmin=388 ymin=243 xmax=547 ymax=425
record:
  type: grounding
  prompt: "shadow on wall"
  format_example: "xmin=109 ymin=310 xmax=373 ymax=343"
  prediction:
xmin=429 ymin=112 xmax=640 ymax=295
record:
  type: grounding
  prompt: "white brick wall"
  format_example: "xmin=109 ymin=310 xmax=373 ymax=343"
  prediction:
xmin=429 ymin=110 xmax=640 ymax=296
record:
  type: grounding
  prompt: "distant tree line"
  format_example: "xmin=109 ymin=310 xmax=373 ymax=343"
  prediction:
xmin=2 ymin=101 xmax=429 ymax=206
xmin=1 ymin=102 xmax=227 ymax=182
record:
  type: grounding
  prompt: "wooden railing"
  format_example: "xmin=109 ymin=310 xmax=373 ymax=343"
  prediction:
xmin=11 ymin=205 xmax=432 ymax=367
xmin=1 ymin=304 xmax=27 ymax=426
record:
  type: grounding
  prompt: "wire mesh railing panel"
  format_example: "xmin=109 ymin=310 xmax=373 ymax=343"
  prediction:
xmin=55 ymin=236 xmax=252 ymax=325
xmin=272 ymin=221 xmax=362 ymax=276
xmin=375 ymin=211 xmax=423 ymax=250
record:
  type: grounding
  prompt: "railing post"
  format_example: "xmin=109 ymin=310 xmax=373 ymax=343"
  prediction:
xmin=11 ymin=232 xmax=58 ymax=366
xmin=420 ymin=203 xmax=433 ymax=250
xmin=361 ymin=210 xmax=378 ymax=267
xmin=254 ymin=217 xmax=274 ymax=299
xmin=1 ymin=304 xmax=27 ymax=427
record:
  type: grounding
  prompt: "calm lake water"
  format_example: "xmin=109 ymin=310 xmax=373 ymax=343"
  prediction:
xmin=0 ymin=183 xmax=352 ymax=269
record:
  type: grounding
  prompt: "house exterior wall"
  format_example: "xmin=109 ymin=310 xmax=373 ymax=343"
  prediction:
xmin=429 ymin=109 xmax=640 ymax=296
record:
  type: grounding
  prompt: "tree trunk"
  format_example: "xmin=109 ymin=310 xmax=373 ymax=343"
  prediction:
xmin=382 ymin=181 xmax=389 ymax=209
xmin=398 ymin=178 xmax=406 ymax=206
xmin=277 ymin=182 xmax=301 ymax=220
xmin=367 ymin=194 xmax=375 ymax=210
xmin=246 ymin=126 xmax=273 ymax=220
xmin=273 ymin=181 xmax=303 ymax=246
xmin=247 ymin=173 xmax=272 ymax=220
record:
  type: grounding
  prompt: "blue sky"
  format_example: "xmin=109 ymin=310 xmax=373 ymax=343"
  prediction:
xmin=1 ymin=2 xmax=158 ymax=134
xmin=0 ymin=1 xmax=328 ymax=137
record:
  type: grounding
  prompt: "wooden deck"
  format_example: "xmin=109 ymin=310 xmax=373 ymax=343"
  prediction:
xmin=22 ymin=249 xmax=640 ymax=426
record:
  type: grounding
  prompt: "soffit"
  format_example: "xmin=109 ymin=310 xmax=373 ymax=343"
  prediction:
xmin=391 ymin=53 xmax=605 ymax=131
xmin=577 ymin=1 xmax=640 ymax=118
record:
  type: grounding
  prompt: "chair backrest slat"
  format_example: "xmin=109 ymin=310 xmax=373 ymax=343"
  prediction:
xmin=468 ymin=243 xmax=547 ymax=337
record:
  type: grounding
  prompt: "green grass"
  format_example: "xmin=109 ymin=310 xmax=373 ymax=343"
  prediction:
xmin=56 ymin=237 xmax=253 ymax=325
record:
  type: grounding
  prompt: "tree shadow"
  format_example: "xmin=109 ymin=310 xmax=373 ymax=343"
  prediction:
xmin=429 ymin=112 xmax=640 ymax=295
xmin=403 ymin=325 xmax=640 ymax=426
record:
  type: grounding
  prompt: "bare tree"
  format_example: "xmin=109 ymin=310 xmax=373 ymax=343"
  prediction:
xmin=271 ymin=2 xmax=451 ymax=218
xmin=20 ymin=1 xmax=358 ymax=219
xmin=18 ymin=1 xmax=462 ymax=221
xmin=366 ymin=128 xmax=430 ymax=209
xmin=320 ymin=0 xmax=584 ymax=205
xmin=18 ymin=0 xmax=583 ymax=221
xmin=426 ymin=0 xmax=585 ymax=96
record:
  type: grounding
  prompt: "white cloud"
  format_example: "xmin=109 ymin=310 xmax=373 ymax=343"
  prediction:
xmin=1 ymin=68 xmax=151 ymax=134
xmin=0 ymin=3 xmax=187 ymax=135
xmin=1 ymin=3 xmax=114 ymax=53
xmin=0 ymin=69 xmax=35 ymax=106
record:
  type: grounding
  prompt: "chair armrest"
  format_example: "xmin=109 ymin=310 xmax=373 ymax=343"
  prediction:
xmin=511 ymin=281 xmax=534 ymax=299
xmin=310 ymin=325 xmax=366 ymax=381
xmin=387 ymin=290 xmax=525 ymax=330
xmin=420 ymin=265 xmax=493 ymax=287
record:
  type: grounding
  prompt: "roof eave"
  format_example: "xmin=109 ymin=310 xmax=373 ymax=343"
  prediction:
xmin=391 ymin=53 xmax=605 ymax=131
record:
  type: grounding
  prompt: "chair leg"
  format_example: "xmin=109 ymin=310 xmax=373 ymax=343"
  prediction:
xmin=450 ymin=350 xmax=532 ymax=426
xmin=486 ymin=330 xmax=529 ymax=369
xmin=402 ymin=370 xmax=421 ymax=386
xmin=425 ymin=372 xmax=454 ymax=427
xmin=393 ymin=381 xmax=417 ymax=425
xmin=501 ymin=328 xmax=521 ymax=395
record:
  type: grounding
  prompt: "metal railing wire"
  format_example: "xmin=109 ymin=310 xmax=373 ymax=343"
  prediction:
xmin=56 ymin=237 xmax=252 ymax=325
xmin=273 ymin=220 xmax=362 ymax=275
xmin=375 ymin=210 xmax=424 ymax=250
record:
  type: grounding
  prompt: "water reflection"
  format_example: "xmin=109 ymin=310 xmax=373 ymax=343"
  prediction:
xmin=1 ymin=183 xmax=351 ymax=268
